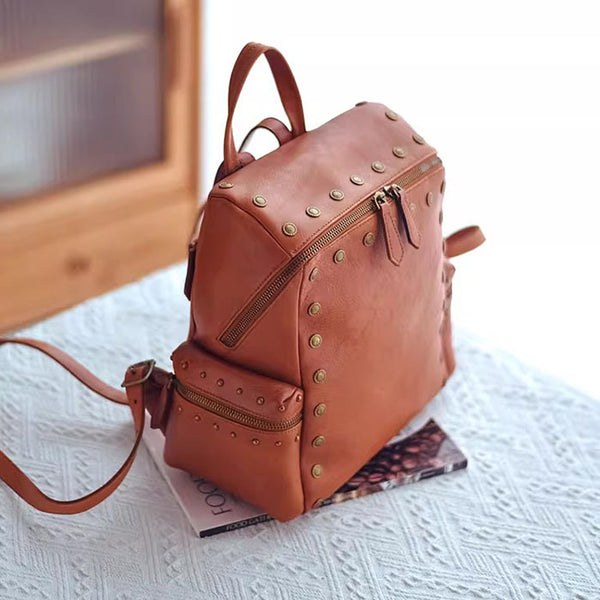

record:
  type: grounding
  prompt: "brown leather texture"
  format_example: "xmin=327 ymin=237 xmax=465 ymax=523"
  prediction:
xmin=0 ymin=42 xmax=483 ymax=519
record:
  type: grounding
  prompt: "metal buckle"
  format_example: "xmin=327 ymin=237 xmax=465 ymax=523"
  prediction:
xmin=121 ymin=359 xmax=156 ymax=388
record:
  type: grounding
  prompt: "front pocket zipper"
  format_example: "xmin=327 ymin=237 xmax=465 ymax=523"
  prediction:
xmin=220 ymin=154 xmax=442 ymax=347
xmin=174 ymin=379 xmax=302 ymax=431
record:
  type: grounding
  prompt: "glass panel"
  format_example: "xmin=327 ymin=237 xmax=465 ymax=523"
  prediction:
xmin=0 ymin=0 xmax=163 ymax=201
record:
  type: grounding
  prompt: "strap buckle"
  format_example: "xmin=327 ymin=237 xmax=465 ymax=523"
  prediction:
xmin=121 ymin=359 xmax=156 ymax=388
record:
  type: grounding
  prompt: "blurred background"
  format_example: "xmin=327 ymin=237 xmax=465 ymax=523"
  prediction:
xmin=1 ymin=0 xmax=599 ymax=398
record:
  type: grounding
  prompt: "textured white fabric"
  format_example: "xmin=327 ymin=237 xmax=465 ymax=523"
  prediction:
xmin=1 ymin=264 xmax=599 ymax=600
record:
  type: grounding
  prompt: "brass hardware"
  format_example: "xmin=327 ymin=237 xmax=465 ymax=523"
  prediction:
xmin=314 ymin=403 xmax=327 ymax=417
xmin=439 ymin=210 xmax=443 ymax=225
xmin=312 ymin=435 xmax=325 ymax=447
xmin=275 ymin=441 xmax=282 ymax=446
xmin=311 ymin=464 xmax=323 ymax=478
xmin=329 ymin=189 xmax=345 ymax=201
xmin=309 ymin=267 xmax=319 ymax=281
xmin=363 ymin=232 xmax=376 ymax=247
xmin=426 ymin=191 xmax=434 ymax=206
xmin=213 ymin=423 xmax=219 ymax=430
xmin=296 ymin=394 xmax=302 ymax=402
xmin=282 ymin=222 xmax=298 ymax=237
xmin=392 ymin=146 xmax=406 ymax=158
xmin=350 ymin=175 xmax=364 ymax=186
xmin=180 ymin=360 xmax=189 ymax=370
xmin=413 ymin=133 xmax=425 ymax=144
xmin=295 ymin=434 xmax=300 ymax=442
xmin=252 ymin=194 xmax=267 ymax=207
xmin=176 ymin=406 xmax=182 ymax=414
xmin=200 ymin=371 xmax=207 ymax=378
xmin=409 ymin=202 xmax=416 ymax=212
xmin=308 ymin=302 xmax=321 ymax=316
xmin=309 ymin=334 xmax=322 ymax=348
xmin=252 ymin=438 xmax=260 ymax=446
xmin=217 ymin=378 xmax=224 ymax=387
xmin=175 ymin=380 xmax=301 ymax=431
xmin=441 ymin=179 xmax=446 ymax=194
xmin=122 ymin=359 xmax=156 ymax=388
xmin=219 ymin=155 xmax=443 ymax=347
xmin=333 ymin=249 xmax=346 ymax=263
xmin=278 ymin=405 xmax=286 ymax=412
xmin=194 ymin=415 xmax=200 ymax=422
xmin=355 ymin=100 xmax=367 ymax=106
xmin=256 ymin=396 xmax=265 ymax=405
xmin=385 ymin=109 xmax=398 ymax=121
xmin=371 ymin=161 xmax=385 ymax=173
xmin=306 ymin=206 xmax=321 ymax=218
xmin=313 ymin=369 xmax=327 ymax=384
xmin=218 ymin=181 xmax=234 ymax=189
xmin=236 ymin=387 xmax=243 ymax=395
xmin=230 ymin=431 xmax=236 ymax=438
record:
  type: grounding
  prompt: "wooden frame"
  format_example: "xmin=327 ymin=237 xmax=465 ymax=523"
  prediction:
xmin=0 ymin=0 xmax=200 ymax=332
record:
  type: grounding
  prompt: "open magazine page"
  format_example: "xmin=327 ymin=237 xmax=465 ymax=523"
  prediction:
xmin=143 ymin=413 xmax=467 ymax=537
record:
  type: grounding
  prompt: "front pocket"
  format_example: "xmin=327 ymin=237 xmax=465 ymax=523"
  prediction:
xmin=164 ymin=341 xmax=305 ymax=521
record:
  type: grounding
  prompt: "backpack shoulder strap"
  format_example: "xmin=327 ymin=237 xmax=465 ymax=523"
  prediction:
xmin=0 ymin=338 xmax=154 ymax=514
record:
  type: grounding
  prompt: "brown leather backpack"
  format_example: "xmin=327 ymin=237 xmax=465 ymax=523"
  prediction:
xmin=1 ymin=43 xmax=484 ymax=520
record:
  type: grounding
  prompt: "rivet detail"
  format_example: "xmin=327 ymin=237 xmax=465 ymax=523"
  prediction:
xmin=333 ymin=249 xmax=346 ymax=264
xmin=350 ymin=175 xmax=364 ymax=186
xmin=236 ymin=387 xmax=243 ymax=395
xmin=312 ymin=435 xmax=325 ymax=447
xmin=282 ymin=222 xmax=298 ymax=237
xmin=278 ymin=405 xmax=286 ymax=412
xmin=311 ymin=464 xmax=323 ymax=478
xmin=314 ymin=403 xmax=327 ymax=417
xmin=392 ymin=146 xmax=406 ymax=158
xmin=371 ymin=161 xmax=385 ymax=173
xmin=180 ymin=360 xmax=189 ymax=370
xmin=313 ymin=369 xmax=327 ymax=384
xmin=308 ymin=302 xmax=321 ymax=316
xmin=200 ymin=371 xmax=207 ymax=378
xmin=306 ymin=206 xmax=321 ymax=218
xmin=256 ymin=396 xmax=265 ymax=405
xmin=329 ymin=189 xmax=345 ymax=201
xmin=309 ymin=267 xmax=319 ymax=281
xmin=426 ymin=191 xmax=434 ymax=206
xmin=176 ymin=406 xmax=182 ymax=414
xmin=275 ymin=441 xmax=282 ymax=447
xmin=385 ymin=109 xmax=398 ymax=121
xmin=252 ymin=438 xmax=260 ymax=446
xmin=194 ymin=415 xmax=200 ymax=422
xmin=363 ymin=232 xmax=376 ymax=247
xmin=252 ymin=194 xmax=267 ymax=207
xmin=218 ymin=181 xmax=233 ymax=189
xmin=217 ymin=378 xmax=224 ymax=386
xmin=309 ymin=334 xmax=322 ymax=348
xmin=413 ymin=133 xmax=425 ymax=145
xmin=213 ymin=423 xmax=219 ymax=430
xmin=230 ymin=431 xmax=237 ymax=438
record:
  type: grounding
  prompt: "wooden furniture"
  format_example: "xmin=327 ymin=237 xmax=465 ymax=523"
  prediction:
xmin=0 ymin=0 xmax=200 ymax=332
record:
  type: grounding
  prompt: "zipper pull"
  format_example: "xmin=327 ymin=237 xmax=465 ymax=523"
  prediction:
xmin=386 ymin=184 xmax=422 ymax=249
xmin=374 ymin=192 xmax=404 ymax=266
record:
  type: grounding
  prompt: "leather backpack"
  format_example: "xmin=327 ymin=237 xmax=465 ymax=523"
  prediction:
xmin=0 ymin=43 xmax=484 ymax=520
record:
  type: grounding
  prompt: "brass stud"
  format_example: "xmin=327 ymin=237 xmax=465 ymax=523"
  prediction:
xmin=296 ymin=394 xmax=302 ymax=402
xmin=308 ymin=302 xmax=321 ymax=316
xmin=294 ymin=434 xmax=300 ymax=442
xmin=275 ymin=441 xmax=282 ymax=447
xmin=236 ymin=387 xmax=243 ymax=395
xmin=392 ymin=146 xmax=406 ymax=158
xmin=413 ymin=133 xmax=425 ymax=145
xmin=371 ymin=161 xmax=385 ymax=173
xmin=426 ymin=191 xmax=434 ymax=206
xmin=329 ymin=189 xmax=345 ymax=201
xmin=409 ymin=202 xmax=417 ymax=213
xmin=176 ymin=406 xmax=182 ymax=414
xmin=350 ymin=175 xmax=364 ymax=186
xmin=385 ymin=109 xmax=399 ymax=121
xmin=218 ymin=181 xmax=234 ymax=189
xmin=312 ymin=435 xmax=325 ymax=448
xmin=309 ymin=334 xmax=322 ymax=348
xmin=278 ymin=405 xmax=286 ymax=412
xmin=252 ymin=194 xmax=267 ymax=207
xmin=313 ymin=369 xmax=327 ymax=384
xmin=333 ymin=249 xmax=346 ymax=264
xmin=311 ymin=464 xmax=323 ymax=478
xmin=256 ymin=396 xmax=265 ymax=405
xmin=314 ymin=403 xmax=327 ymax=417
xmin=441 ymin=180 xmax=446 ymax=195
xmin=213 ymin=423 xmax=219 ymax=430
xmin=363 ymin=232 xmax=376 ymax=247
xmin=282 ymin=222 xmax=298 ymax=237
xmin=194 ymin=415 xmax=200 ymax=422
xmin=309 ymin=267 xmax=319 ymax=281
xmin=217 ymin=378 xmax=224 ymax=387
xmin=200 ymin=371 xmax=207 ymax=378
xmin=252 ymin=438 xmax=260 ymax=446
xmin=180 ymin=360 xmax=189 ymax=370
xmin=230 ymin=431 xmax=237 ymax=438
xmin=306 ymin=206 xmax=321 ymax=218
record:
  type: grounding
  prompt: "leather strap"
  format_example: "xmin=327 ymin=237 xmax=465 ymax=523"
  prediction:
xmin=0 ymin=338 xmax=156 ymax=514
xmin=239 ymin=117 xmax=293 ymax=152
xmin=445 ymin=226 xmax=485 ymax=258
xmin=223 ymin=42 xmax=306 ymax=176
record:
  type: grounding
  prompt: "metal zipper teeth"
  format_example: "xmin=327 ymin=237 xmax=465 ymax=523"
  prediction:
xmin=220 ymin=155 xmax=442 ymax=347
xmin=175 ymin=379 xmax=302 ymax=431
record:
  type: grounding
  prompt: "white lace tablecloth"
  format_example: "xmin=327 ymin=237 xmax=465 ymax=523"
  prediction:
xmin=1 ymin=265 xmax=599 ymax=600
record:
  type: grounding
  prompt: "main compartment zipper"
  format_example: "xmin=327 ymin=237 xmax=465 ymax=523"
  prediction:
xmin=175 ymin=379 xmax=302 ymax=431
xmin=220 ymin=155 xmax=442 ymax=347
